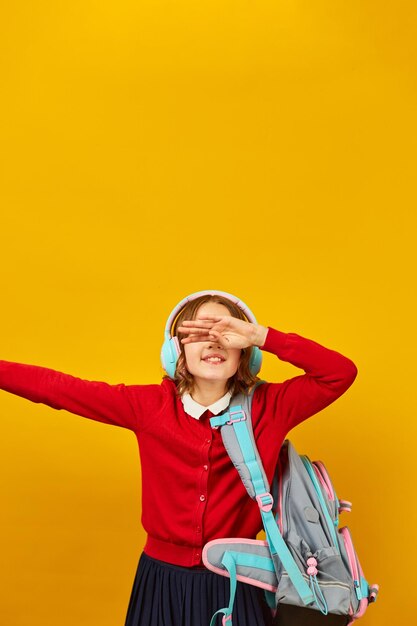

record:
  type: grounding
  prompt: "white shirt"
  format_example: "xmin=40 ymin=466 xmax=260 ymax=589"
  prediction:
xmin=181 ymin=390 xmax=233 ymax=419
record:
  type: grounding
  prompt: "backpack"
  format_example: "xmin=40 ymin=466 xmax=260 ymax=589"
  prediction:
xmin=202 ymin=381 xmax=379 ymax=626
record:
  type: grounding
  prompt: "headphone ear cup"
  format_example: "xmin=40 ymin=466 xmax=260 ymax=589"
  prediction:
xmin=249 ymin=346 xmax=262 ymax=376
xmin=161 ymin=337 xmax=181 ymax=379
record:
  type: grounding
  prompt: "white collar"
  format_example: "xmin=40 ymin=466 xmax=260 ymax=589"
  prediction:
xmin=181 ymin=390 xmax=233 ymax=420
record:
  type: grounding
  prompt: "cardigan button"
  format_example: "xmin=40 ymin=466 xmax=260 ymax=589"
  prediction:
xmin=203 ymin=465 xmax=208 ymax=471
xmin=200 ymin=495 xmax=206 ymax=502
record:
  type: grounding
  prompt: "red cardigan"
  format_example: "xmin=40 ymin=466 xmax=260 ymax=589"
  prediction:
xmin=0 ymin=328 xmax=357 ymax=567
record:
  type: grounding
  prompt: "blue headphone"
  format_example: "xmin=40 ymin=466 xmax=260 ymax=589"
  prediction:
xmin=160 ymin=290 xmax=263 ymax=379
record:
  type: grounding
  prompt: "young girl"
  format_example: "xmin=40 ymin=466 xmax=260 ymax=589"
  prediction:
xmin=0 ymin=290 xmax=357 ymax=626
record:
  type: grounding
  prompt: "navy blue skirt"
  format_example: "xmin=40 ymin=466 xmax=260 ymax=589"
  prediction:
xmin=124 ymin=552 xmax=274 ymax=626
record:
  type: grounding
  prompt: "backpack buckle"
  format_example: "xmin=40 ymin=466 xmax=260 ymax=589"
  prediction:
xmin=226 ymin=408 xmax=246 ymax=425
xmin=256 ymin=492 xmax=274 ymax=512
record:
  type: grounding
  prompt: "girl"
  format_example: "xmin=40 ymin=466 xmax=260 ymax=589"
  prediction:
xmin=0 ymin=290 xmax=357 ymax=626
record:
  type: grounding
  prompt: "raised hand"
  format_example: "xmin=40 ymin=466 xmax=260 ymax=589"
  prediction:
xmin=177 ymin=316 xmax=267 ymax=350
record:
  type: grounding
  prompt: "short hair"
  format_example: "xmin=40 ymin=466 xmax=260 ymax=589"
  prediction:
xmin=163 ymin=294 xmax=260 ymax=397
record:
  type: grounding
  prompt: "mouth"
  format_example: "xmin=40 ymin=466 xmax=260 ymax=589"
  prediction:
xmin=201 ymin=354 xmax=226 ymax=365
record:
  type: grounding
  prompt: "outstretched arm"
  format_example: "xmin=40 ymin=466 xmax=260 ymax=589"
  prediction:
xmin=0 ymin=361 xmax=138 ymax=431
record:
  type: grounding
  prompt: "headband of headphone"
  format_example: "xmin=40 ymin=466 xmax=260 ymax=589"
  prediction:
xmin=160 ymin=290 xmax=263 ymax=379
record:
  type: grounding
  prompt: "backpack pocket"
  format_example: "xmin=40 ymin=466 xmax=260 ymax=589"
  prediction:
xmin=276 ymin=532 xmax=352 ymax=615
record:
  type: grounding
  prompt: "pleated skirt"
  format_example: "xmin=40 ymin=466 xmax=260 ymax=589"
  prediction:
xmin=124 ymin=551 xmax=274 ymax=626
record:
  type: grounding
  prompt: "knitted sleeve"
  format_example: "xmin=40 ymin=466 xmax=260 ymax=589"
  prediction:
xmin=0 ymin=360 xmax=161 ymax=432
xmin=257 ymin=327 xmax=358 ymax=433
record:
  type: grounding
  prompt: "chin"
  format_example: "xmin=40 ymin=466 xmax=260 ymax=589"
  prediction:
xmin=203 ymin=373 xmax=229 ymax=382
xmin=200 ymin=369 xmax=237 ymax=382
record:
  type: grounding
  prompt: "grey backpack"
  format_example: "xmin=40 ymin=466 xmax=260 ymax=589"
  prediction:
xmin=202 ymin=381 xmax=379 ymax=626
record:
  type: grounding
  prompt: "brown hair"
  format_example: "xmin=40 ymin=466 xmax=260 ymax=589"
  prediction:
xmin=163 ymin=294 xmax=260 ymax=397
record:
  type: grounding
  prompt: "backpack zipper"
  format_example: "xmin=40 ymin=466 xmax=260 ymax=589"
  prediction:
xmin=339 ymin=526 xmax=369 ymax=618
xmin=312 ymin=460 xmax=340 ymax=526
xmin=300 ymin=455 xmax=340 ymax=553
xmin=275 ymin=445 xmax=287 ymax=535
xmin=313 ymin=461 xmax=335 ymax=500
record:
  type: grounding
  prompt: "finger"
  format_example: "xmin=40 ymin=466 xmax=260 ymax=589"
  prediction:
xmin=178 ymin=322 xmax=215 ymax=332
xmin=177 ymin=324 xmax=214 ymax=332
xmin=177 ymin=326 xmax=214 ymax=335
xmin=207 ymin=330 xmax=221 ymax=340
xmin=180 ymin=319 xmax=220 ymax=327
xmin=208 ymin=330 xmax=233 ymax=345
xmin=180 ymin=334 xmax=214 ymax=344
xmin=186 ymin=316 xmax=224 ymax=321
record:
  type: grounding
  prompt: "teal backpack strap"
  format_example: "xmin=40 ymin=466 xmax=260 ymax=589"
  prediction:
xmin=230 ymin=417 xmax=314 ymax=606
xmin=208 ymin=552 xmax=238 ymax=626
xmin=208 ymin=549 xmax=278 ymax=626
xmin=210 ymin=382 xmax=315 ymax=607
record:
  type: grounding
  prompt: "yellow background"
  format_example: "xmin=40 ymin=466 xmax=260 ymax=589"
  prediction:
xmin=0 ymin=1 xmax=415 ymax=624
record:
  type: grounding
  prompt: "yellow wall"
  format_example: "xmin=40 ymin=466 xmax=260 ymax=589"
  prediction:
xmin=0 ymin=2 xmax=415 ymax=624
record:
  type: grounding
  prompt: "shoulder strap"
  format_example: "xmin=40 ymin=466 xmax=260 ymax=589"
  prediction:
xmin=210 ymin=381 xmax=315 ymax=608
xmin=210 ymin=380 xmax=269 ymax=499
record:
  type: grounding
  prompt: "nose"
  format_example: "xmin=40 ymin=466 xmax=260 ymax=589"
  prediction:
xmin=208 ymin=341 xmax=224 ymax=350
